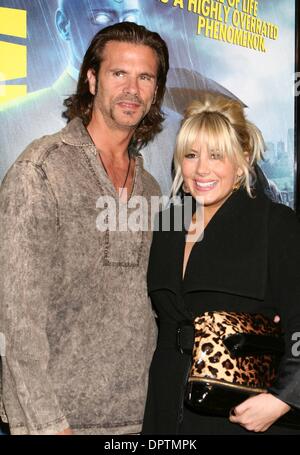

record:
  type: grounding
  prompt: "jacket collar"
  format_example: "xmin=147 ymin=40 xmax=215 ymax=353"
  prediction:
xmin=60 ymin=117 xmax=96 ymax=148
xmin=148 ymin=189 xmax=271 ymax=300
xmin=60 ymin=117 xmax=144 ymax=159
xmin=59 ymin=117 xmax=145 ymax=196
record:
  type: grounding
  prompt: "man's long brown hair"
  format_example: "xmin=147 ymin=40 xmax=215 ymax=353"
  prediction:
xmin=63 ymin=22 xmax=169 ymax=150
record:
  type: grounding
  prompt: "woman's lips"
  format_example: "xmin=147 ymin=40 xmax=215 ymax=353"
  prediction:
xmin=193 ymin=180 xmax=218 ymax=191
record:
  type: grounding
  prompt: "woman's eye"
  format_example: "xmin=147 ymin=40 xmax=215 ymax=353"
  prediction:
xmin=210 ymin=152 xmax=222 ymax=160
xmin=185 ymin=153 xmax=197 ymax=159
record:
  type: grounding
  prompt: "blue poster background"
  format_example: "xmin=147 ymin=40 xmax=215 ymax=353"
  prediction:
xmin=0 ymin=0 xmax=296 ymax=206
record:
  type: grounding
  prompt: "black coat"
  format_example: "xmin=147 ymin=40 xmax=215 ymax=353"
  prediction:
xmin=142 ymin=189 xmax=300 ymax=434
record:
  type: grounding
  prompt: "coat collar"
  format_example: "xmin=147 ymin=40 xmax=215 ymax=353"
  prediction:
xmin=148 ymin=189 xmax=271 ymax=300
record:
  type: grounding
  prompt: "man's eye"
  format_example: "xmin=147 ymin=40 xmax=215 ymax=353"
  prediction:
xmin=140 ymin=75 xmax=151 ymax=81
xmin=91 ymin=13 xmax=112 ymax=26
xmin=114 ymin=71 xmax=125 ymax=77
xmin=123 ymin=14 xmax=139 ymax=23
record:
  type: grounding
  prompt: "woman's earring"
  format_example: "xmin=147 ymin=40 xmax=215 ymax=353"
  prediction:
xmin=233 ymin=170 xmax=244 ymax=192
xmin=182 ymin=182 xmax=190 ymax=194
xmin=232 ymin=177 xmax=241 ymax=192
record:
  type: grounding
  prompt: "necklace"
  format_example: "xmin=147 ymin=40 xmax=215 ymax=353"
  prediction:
xmin=98 ymin=150 xmax=131 ymax=199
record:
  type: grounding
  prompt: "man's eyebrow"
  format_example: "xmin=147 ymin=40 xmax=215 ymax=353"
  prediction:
xmin=91 ymin=8 xmax=116 ymax=17
xmin=91 ymin=8 xmax=140 ymax=15
xmin=108 ymin=69 xmax=156 ymax=78
xmin=109 ymin=68 xmax=128 ymax=72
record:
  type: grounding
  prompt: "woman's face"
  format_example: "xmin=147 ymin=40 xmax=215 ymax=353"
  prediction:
xmin=181 ymin=138 xmax=242 ymax=215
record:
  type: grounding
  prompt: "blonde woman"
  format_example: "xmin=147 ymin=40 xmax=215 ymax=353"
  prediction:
xmin=142 ymin=92 xmax=300 ymax=434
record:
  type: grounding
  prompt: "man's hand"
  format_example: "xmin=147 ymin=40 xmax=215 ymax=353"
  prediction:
xmin=56 ymin=427 xmax=73 ymax=435
xmin=229 ymin=393 xmax=290 ymax=432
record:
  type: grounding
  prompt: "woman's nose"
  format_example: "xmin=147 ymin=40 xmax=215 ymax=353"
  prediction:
xmin=195 ymin=156 xmax=210 ymax=175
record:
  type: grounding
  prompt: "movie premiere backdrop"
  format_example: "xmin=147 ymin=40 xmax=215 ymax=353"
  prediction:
xmin=0 ymin=0 xmax=298 ymax=209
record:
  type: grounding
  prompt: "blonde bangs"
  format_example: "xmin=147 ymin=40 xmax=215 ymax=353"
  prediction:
xmin=172 ymin=111 xmax=252 ymax=197
xmin=171 ymin=94 xmax=265 ymax=197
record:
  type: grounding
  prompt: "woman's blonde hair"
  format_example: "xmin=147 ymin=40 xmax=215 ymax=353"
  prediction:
xmin=172 ymin=92 xmax=265 ymax=196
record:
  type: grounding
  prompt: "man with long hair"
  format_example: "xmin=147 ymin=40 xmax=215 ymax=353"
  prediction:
xmin=0 ymin=0 xmax=233 ymax=192
xmin=0 ymin=0 xmax=181 ymax=192
xmin=0 ymin=22 xmax=166 ymax=435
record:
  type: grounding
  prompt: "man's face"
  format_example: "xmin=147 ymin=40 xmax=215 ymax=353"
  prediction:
xmin=87 ymin=41 xmax=158 ymax=131
xmin=59 ymin=0 xmax=140 ymax=70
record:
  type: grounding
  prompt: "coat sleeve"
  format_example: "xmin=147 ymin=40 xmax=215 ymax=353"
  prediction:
xmin=267 ymin=203 xmax=300 ymax=410
xmin=0 ymin=161 xmax=69 ymax=434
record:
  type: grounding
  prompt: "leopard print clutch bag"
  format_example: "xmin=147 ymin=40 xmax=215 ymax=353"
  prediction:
xmin=185 ymin=311 xmax=284 ymax=417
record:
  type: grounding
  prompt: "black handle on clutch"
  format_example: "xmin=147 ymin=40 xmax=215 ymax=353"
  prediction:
xmin=223 ymin=333 xmax=285 ymax=356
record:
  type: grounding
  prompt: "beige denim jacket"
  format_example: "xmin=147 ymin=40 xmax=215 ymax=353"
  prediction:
xmin=0 ymin=118 xmax=160 ymax=434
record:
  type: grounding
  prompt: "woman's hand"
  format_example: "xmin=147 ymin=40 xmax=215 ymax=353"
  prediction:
xmin=229 ymin=393 xmax=290 ymax=432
